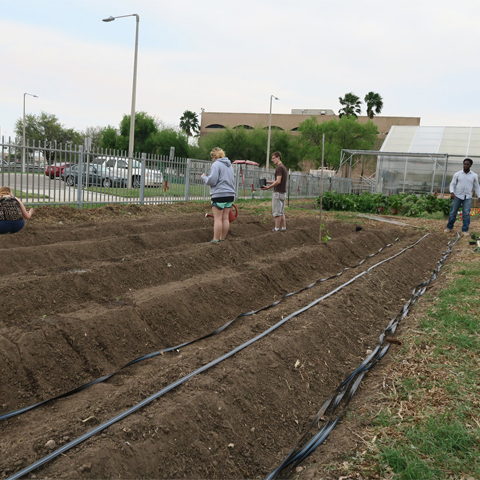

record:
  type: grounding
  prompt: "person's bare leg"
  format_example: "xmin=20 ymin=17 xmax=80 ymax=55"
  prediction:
xmin=212 ymin=206 xmax=223 ymax=241
xmin=274 ymin=216 xmax=282 ymax=229
xmin=221 ymin=208 xmax=231 ymax=240
xmin=281 ymin=214 xmax=286 ymax=229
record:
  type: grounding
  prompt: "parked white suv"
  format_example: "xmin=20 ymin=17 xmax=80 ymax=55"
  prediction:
xmin=98 ymin=158 xmax=163 ymax=188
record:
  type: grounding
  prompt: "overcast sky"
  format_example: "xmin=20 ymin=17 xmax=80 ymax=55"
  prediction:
xmin=1 ymin=0 xmax=479 ymax=139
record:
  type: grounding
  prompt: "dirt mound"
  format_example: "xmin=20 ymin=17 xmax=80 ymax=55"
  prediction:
xmin=0 ymin=206 xmax=448 ymax=479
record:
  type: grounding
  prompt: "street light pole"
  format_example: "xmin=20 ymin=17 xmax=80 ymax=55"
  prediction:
xmin=103 ymin=13 xmax=139 ymax=189
xmin=266 ymin=94 xmax=279 ymax=173
xmin=22 ymin=92 xmax=38 ymax=173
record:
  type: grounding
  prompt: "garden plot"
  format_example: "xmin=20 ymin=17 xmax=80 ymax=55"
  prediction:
xmin=0 ymin=205 xmax=448 ymax=479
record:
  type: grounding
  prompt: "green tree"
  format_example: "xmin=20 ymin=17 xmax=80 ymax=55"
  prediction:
xmin=148 ymin=129 xmax=189 ymax=157
xmin=199 ymin=127 xmax=260 ymax=162
xmin=99 ymin=114 xmax=188 ymax=157
xmin=338 ymin=92 xmax=362 ymax=118
xmin=269 ymin=130 xmax=302 ymax=170
xmin=15 ymin=111 xmax=82 ymax=162
xmin=117 ymin=111 xmax=160 ymax=154
xmin=364 ymin=91 xmax=384 ymax=119
xmin=82 ymin=126 xmax=105 ymax=150
xmin=198 ymin=127 xmax=301 ymax=169
xmin=298 ymin=116 xmax=378 ymax=169
xmin=179 ymin=110 xmax=200 ymax=138
xmin=99 ymin=126 xmax=119 ymax=150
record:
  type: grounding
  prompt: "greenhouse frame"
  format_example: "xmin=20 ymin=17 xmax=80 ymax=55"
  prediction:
xmin=339 ymin=126 xmax=480 ymax=196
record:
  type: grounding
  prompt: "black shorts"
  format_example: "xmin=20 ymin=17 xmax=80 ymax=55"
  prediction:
xmin=211 ymin=196 xmax=234 ymax=203
xmin=211 ymin=196 xmax=234 ymax=209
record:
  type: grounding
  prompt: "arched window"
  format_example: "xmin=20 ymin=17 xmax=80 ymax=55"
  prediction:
xmin=291 ymin=127 xmax=299 ymax=132
xmin=233 ymin=125 xmax=253 ymax=130
xmin=205 ymin=124 xmax=225 ymax=129
xmin=262 ymin=126 xmax=284 ymax=131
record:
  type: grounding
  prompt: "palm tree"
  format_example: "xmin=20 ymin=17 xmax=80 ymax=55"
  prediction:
xmin=179 ymin=110 xmax=200 ymax=137
xmin=338 ymin=93 xmax=362 ymax=118
xmin=364 ymin=92 xmax=383 ymax=119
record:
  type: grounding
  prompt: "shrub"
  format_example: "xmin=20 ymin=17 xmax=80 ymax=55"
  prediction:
xmin=318 ymin=192 xmax=451 ymax=218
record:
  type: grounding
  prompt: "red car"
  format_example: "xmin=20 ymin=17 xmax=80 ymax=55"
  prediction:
xmin=45 ymin=163 xmax=72 ymax=178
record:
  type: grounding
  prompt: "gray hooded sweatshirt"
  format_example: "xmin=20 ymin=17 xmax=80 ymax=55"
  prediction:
xmin=202 ymin=157 xmax=236 ymax=198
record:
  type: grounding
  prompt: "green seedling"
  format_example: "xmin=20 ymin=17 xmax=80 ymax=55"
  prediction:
xmin=320 ymin=223 xmax=331 ymax=242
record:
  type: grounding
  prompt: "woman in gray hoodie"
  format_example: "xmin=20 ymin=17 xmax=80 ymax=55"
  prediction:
xmin=201 ymin=147 xmax=235 ymax=243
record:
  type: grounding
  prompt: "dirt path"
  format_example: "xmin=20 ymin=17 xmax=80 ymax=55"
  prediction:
xmin=0 ymin=204 xmax=450 ymax=479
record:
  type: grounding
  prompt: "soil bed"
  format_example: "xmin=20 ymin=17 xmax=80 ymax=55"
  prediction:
xmin=0 ymin=203 xmax=449 ymax=479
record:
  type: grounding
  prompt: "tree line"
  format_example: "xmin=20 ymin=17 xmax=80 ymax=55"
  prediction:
xmin=14 ymin=112 xmax=190 ymax=162
xmin=14 ymin=91 xmax=384 ymax=169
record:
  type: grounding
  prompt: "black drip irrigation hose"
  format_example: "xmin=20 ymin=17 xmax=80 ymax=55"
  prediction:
xmin=6 ymin=233 xmax=432 ymax=480
xmin=1 ymin=237 xmax=402 ymax=423
xmin=265 ymin=232 xmax=460 ymax=480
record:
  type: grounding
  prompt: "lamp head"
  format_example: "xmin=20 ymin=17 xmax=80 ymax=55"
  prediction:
xmin=102 ymin=16 xmax=115 ymax=22
xmin=274 ymin=96 xmax=279 ymax=100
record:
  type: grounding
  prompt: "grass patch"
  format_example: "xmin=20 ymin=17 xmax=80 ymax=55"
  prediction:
xmin=86 ymin=183 xmax=207 ymax=198
xmin=379 ymin=416 xmax=479 ymax=479
xmin=13 ymin=189 xmax=49 ymax=200
xmin=418 ymin=211 xmax=446 ymax=220
xmin=329 ymin=253 xmax=480 ymax=480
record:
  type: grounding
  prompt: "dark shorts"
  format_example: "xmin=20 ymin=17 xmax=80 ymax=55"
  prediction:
xmin=211 ymin=196 xmax=234 ymax=210
xmin=0 ymin=219 xmax=25 ymax=234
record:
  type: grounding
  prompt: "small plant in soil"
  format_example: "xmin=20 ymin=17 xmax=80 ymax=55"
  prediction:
xmin=321 ymin=223 xmax=331 ymax=242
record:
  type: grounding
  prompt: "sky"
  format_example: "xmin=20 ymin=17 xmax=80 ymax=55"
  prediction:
xmin=1 ymin=0 xmax=479 ymax=139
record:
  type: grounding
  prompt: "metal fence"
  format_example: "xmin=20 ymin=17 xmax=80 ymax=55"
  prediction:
xmin=351 ymin=175 xmax=376 ymax=194
xmin=1 ymin=138 xmax=351 ymax=208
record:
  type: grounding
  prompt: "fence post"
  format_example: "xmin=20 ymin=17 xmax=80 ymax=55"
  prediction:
xmin=140 ymin=153 xmax=146 ymax=205
xmin=234 ymin=164 xmax=240 ymax=198
xmin=259 ymin=167 xmax=264 ymax=199
xmin=185 ymin=158 xmax=191 ymax=202
xmin=287 ymin=169 xmax=291 ymax=207
xmin=441 ymin=154 xmax=448 ymax=196
xmin=84 ymin=137 xmax=92 ymax=203
xmin=24 ymin=139 xmax=31 ymax=200
xmin=77 ymin=145 xmax=84 ymax=209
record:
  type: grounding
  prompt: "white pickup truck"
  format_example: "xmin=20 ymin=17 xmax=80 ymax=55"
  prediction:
xmin=97 ymin=157 xmax=163 ymax=188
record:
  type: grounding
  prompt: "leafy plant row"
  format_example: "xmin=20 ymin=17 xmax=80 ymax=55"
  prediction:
xmin=318 ymin=191 xmax=452 ymax=218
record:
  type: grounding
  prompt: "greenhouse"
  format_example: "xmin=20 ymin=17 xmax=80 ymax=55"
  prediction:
xmin=340 ymin=126 xmax=480 ymax=195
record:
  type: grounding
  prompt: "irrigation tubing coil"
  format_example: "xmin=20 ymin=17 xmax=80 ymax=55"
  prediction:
xmin=266 ymin=232 xmax=460 ymax=480
xmin=1 ymin=237 xmax=402 ymax=423
xmin=6 ymin=232 xmax=447 ymax=480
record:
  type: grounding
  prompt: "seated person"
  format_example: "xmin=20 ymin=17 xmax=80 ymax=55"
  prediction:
xmin=0 ymin=186 xmax=34 ymax=234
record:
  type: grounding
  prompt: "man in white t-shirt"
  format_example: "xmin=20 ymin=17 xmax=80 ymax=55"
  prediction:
xmin=445 ymin=158 xmax=480 ymax=236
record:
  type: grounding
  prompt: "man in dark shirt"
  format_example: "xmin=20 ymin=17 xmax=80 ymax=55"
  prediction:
xmin=262 ymin=151 xmax=287 ymax=231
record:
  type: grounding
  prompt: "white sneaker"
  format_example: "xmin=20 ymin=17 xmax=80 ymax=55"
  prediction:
xmin=444 ymin=228 xmax=452 ymax=233
xmin=462 ymin=231 xmax=470 ymax=237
